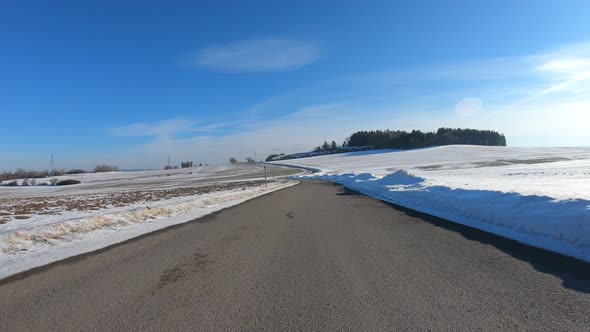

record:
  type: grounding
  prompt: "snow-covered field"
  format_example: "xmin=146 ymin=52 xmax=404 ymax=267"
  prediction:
xmin=0 ymin=164 xmax=299 ymax=279
xmin=273 ymin=145 xmax=590 ymax=262
xmin=0 ymin=163 xmax=291 ymax=198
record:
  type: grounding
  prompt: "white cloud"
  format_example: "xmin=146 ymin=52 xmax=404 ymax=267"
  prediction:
xmin=109 ymin=118 xmax=197 ymax=137
xmin=534 ymin=58 xmax=590 ymax=96
xmin=455 ymin=97 xmax=482 ymax=116
xmin=111 ymin=103 xmax=374 ymax=167
xmin=538 ymin=58 xmax=590 ymax=76
xmin=529 ymin=42 xmax=590 ymax=97
xmin=108 ymin=118 xmax=237 ymax=138
xmin=374 ymin=41 xmax=590 ymax=99
xmin=187 ymin=38 xmax=321 ymax=73
xmin=289 ymin=103 xmax=342 ymax=118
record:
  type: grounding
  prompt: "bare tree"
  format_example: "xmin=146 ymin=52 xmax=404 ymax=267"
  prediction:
xmin=94 ymin=165 xmax=119 ymax=172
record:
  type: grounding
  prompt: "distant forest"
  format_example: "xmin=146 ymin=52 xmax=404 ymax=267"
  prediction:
xmin=347 ymin=128 xmax=506 ymax=149
xmin=265 ymin=128 xmax=507 ymax=162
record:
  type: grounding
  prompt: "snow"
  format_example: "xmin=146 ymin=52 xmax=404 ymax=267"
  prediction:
xmin=273 ymin=145 xmax=590 ymax=262
xmin=0 ymin=164 xmax=274 ymax=198
xmin=267 ymin=146 xmax=372 ymax=161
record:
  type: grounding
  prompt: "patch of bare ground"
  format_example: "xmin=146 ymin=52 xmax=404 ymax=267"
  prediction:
xmin=0 ymin=180 xmax=268 ymax=221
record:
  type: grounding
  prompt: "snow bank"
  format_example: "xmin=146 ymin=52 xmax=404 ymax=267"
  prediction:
xmin=278 ymin=146 xmax=590 ymax=262
xmin=0 ymin=181 xmax=297 ymax=280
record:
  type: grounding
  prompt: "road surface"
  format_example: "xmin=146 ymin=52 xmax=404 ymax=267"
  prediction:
xmin=1 ymin=181 xmax=589 ymax=331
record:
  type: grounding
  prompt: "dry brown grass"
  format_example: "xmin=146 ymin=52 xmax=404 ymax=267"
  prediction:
xmin=0 ymin=180 xmax=268 ymax=223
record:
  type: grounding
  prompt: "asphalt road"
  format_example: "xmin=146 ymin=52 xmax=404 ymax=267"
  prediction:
xmin=1 ymin=182 xmax=589 ymax=331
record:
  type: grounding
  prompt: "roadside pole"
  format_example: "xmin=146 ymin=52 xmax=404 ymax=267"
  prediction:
xmin=264 ymin=165 xmax=267 ymax=187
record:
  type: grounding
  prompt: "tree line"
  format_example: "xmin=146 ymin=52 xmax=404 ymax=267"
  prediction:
xmin=0 ymin=164 xmax=120 ymax=182
xmin=266 ymin=142 xmax=371 ymax=161
xmin=313 ymin=140 xmax=343 ymax=152
xmin=164 ymin=161 xmax=205 ymax=169
xmin=347 ymin=128 xmax=506 ymax=149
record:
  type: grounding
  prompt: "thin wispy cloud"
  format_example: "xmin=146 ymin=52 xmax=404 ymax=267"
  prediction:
xmin=290 ymin=103 xmax=343 ymax=118
xmin=372 ymin=41 xmax=590 ymax=104
xmin=186 ymin=38 xmax=321 ymax=73
xmin=535 ymin=57 xmax=590 ymax=96
xmin=518 ymin=42 xmax=590 ymax=98
xmin=109 ymin=118 xmax=231 ymax=138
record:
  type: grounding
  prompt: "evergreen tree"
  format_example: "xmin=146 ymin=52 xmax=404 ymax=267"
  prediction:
xmin=347 ymin=128 xmax=506 ymax=149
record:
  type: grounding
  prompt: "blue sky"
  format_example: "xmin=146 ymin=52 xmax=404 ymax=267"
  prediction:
xmin=2 ymin=1 xmax=590 ymax=170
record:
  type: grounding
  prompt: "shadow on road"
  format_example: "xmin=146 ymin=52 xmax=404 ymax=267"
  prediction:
xmin=338 ymin=185 xmax=590 ymax=294
xmin=336 ymin=187 xmax=361 ymax=196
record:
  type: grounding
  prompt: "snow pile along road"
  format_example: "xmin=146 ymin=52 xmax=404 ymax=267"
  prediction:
xmin=274 ymin=146 xmax=590 ymax=262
